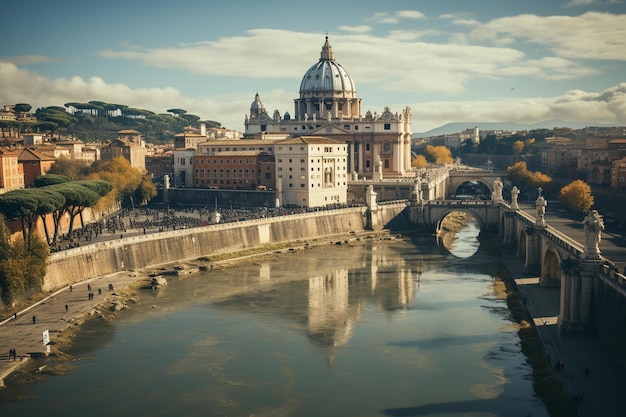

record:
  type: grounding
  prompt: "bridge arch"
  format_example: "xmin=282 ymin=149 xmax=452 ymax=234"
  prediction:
xmin=448 ymin=179 xmax=492 ymax=199
xmin=435 ymin=208 xmax=485 ymax=234
xmin=540 ymin=247 xmax=562 ymax=287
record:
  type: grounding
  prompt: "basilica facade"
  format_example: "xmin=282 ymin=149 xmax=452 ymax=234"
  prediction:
xmin=244 ymin=37 xmax=413 ymax=179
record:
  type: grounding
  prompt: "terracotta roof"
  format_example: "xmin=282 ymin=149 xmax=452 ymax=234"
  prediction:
xmin=18 ymin=148 xmax=56 ymax=162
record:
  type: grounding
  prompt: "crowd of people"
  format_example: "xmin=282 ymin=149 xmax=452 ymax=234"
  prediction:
xmin=49 ymin=203 xmax=360 ymax=252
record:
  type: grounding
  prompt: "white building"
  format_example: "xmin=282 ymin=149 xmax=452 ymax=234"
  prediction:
xmin=173 ymin=148 xmax=196 ymax=187
xmin=274 ymin=136 xmax=348 ymax=207
xmin=244 ymin=37 xmax=412 ymax=179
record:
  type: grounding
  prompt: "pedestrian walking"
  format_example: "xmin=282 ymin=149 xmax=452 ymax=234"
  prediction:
xmin=65 ymin=304 xmax=69 ymax=312
xmin=69 ymin=285 xmax=73 ymax=292
xmin=32 ymin=315 xmax=36 ymax=324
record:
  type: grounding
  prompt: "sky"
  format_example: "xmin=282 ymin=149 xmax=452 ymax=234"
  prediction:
xmin=1 ymin=0 xmax=625 ymax=134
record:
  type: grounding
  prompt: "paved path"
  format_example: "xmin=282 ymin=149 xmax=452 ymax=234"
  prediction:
xmin=0 ymin=271 xmax=144 ymax=387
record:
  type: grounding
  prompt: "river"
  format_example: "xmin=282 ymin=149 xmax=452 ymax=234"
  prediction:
xmin=0 ymin=222 xmax=549 ymax=417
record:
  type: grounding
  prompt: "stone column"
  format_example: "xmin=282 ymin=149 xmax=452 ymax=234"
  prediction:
xmin=559 ymin=259 xmax=600 ymax=335
xmin=524 ymin=226 xmax=543 ymax=274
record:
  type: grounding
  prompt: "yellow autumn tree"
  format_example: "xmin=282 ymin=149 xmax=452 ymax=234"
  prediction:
xmin=507 ymin=161 xmax=552 ymax=192
xmin=425 ymin=145 xmax=453 ymax=165
xmin=89 ymin=157 xmax=143 ymax=209
xmin=559 ymin=180 xmax=594 ymax=212
xmin=512 ymin=140 xmax=524 ymax=154
xmin=412 ymin=154 xmax=428 ymax=168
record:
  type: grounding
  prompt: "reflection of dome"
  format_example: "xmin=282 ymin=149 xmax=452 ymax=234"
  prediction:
xmin=299 ymin=37 xmax=356 ymax=96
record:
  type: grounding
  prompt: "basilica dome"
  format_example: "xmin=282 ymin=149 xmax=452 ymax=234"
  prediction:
xmin=299 ymin=37 xmax=356 ymax=96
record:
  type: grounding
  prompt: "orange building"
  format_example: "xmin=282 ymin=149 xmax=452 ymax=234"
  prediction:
xmin=18 ymin=148 xmax=56 ymax=186
xmin=193 ymin=151 xmax=275 ymax=190
xmin=0 ymin=147 xmax=24 ymax=193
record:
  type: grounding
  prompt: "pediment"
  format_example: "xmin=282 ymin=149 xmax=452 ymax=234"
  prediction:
xmin=308 ymin=123 xmax=352 ymax=135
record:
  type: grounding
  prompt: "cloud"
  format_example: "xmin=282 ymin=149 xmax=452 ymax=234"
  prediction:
xmin=408 ymin=83 xmax=626 ymax=132
xmin=2 ymin=62 xmax=624 ymax=135
xmin=368 ymin=10 xmax=426 ymax=24
xmin=470 ymin=12 xmax=626 ymax=61
xmin=338 ymin=25 xmax=372 ymax=33
xmin=98 ymin=29 xmax=592 ymax=99
xmin=0 ymin=62 xmax=254 ymax=130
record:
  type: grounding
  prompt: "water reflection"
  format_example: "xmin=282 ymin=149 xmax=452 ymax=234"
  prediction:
xmin=444 ymin=216 xmax=481 ymax=258
xmin=0 ymin=236 xmax=548 ymax=417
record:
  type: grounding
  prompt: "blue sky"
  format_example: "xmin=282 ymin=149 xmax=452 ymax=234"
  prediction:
xmin=1 ymin=0 xmax=625 ymax=133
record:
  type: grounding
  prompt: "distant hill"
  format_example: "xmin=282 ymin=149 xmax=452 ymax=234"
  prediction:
xmin=413 ymin=120 xmax=615 ymax=138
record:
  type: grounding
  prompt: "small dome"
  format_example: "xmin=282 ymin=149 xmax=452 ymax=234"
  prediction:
xmin=250 ymin=93 xmax=265 ymax=113
xmin=299 ymin=37 xmax=356 ymax=95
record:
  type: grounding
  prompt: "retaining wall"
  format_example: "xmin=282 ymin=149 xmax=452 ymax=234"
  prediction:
xmin=44 ymin=207 xmax=368 ymax=292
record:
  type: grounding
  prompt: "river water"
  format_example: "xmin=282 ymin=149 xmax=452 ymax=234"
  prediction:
xmin=0 ymin=226 xmax=549 ymax=417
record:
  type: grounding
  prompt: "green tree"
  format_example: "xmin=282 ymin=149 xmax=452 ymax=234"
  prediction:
xmin=0 ymin=214 xmax=49 ymax=306
xmin=34 ymin=174 xmax=71 ymax=187
xmin=14 ymin=103 xmax=32 ymax=113
xmin=0 ymin=188 xmax=64 ymax=246
xmin=45 ymin=182 xmax=103 ymax=238
xmin=559 ymin=180 xmax=594 ymax=212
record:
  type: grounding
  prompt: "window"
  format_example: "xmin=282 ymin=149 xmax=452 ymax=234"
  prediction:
xmin=384 ymin=159 xmax=390 ymax=169
xmin=365 ymin=143 xmax=370 ymax=151
xmin=384 ymin=123 xmax=390 ymax=130
xmin=383 ymin=143 xmax=390 ymax=153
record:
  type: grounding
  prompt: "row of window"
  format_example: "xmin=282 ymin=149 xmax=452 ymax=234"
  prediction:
xmin=280 ymin=182 xmax=347 ymax=188
xmin=196 ymin=158 xmax=256 ymax=165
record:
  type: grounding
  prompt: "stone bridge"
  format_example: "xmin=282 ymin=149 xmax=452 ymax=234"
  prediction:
xmin=397 ymin=194 xmax=626 ymax=339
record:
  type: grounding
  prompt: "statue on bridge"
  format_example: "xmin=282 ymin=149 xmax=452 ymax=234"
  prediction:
xmin=535 ymin=187 xmax=547 ymax=227
xmin=510 ymin=186 xmax=520 ymax=210
xmin=583 ymin=210 xmax=604 ymax=260
xmin=411 ymin=179 xmax=423 ymax=204
xmin=491 ymin=177 xmax=503 ymax=203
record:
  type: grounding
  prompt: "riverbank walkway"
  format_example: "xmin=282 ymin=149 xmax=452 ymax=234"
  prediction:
xmin=0 ymin=271 xmax=142 ymax=388
xmin=502 ymin=250 xmax=626 ymax=417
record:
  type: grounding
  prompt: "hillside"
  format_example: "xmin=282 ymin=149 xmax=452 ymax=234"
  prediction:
xmin=0 ymin=101 xmax=222 ymax=145
xmin=414 ymin=119 xmax=614 ymax=137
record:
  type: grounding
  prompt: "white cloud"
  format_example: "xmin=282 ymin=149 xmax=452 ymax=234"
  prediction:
xmin=470 ymin=12 xmax=626 ymax=61
xmin=338 ymin=25 xmax=372 ymax=33
xmin=2 ymin=62 xmax=624 ymax=135
xmin=98 ymin=29 xmax=592 ymax=98
xmin=368 ymin=10 xmax=426 ymax=24
xmin=408 ymin=83 xmax=626 ymax=132
xmin=396 ymin=10 xmax=426 ymax=20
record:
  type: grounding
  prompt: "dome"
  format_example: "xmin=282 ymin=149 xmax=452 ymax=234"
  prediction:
xmin=250 ymin=93 xmax=265 ymax=113
xmin=299 ymin=37 xmax=356 ymax=96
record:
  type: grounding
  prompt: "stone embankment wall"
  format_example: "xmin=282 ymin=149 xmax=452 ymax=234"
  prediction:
xmin=43 ymin=207 xmax=369 ymax=291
